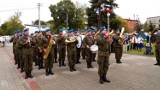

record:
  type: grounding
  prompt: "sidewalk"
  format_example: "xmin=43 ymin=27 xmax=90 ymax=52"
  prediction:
xmin=1 ymin=45 xmax=160 ymax=90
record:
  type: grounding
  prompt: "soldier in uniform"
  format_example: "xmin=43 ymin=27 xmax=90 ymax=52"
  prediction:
xmin=96 ymin=26 xmax=110 ymax=84
xmin=56 ymin=29 xmax=66 ymax=67
xmin=43 ymin=29 xmax=55 ymax=76
xmin=66 ymin=30 xmax=78 ymax=72
xmin=32 ymin=31 xmax=39 ymax=66
xmin=19 ymin=28 xmax=34 ymax=79
xmin=112 ymin=30 xmax=123 ymax=64
xmin=35 ymin=31 xmax=45 ymax=70
xmin=15 ymin=30 xmax=24 ymax=71
xmin=154 ymin=30 xmax=160 ymax=66
xmin=15 ymin=30 xmax=22 ymax=69
xmin=91 ymin=29 xmax=97 ymax=62
xmin=81 ymin=30 xmax=86 ymax=60
xmin=9 ymin=31 xmax=19 ymax=65
xmin=75 ymin=30 xmax=81 ymax=64
xmin=83 ymin=29 xmax=94 ymax=68
xmin=52 ymin=32 xmax=58 ymax=63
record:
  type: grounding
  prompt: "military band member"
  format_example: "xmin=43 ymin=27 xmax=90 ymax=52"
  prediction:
xmin=66 ymin=30 xmax=78 ymax=72
xmin=83 ymin=29 xmax=94 ymax=68
xmin=35 ymin=31 xmax=45 ymax=70
xmin=81 ymin=30 xmax=86 ymax=60
xmin=113 ymin=30 xmax=123 ymax=64
xmin=31 ymin=31 xmax=39 ymax=66
xmin=9 ymin=31 xmax=19 ymax=65
xmin=75 ymin=31 xmax=81 ymax=64
xmin=14 ymin=30 xmax=22 ymax=69
xmin=154 ymin=30 xmax=160 ymax=66
xmin=52 ymin=32 xmax=58 ymax=63
xmin=56 ymin=29 xmax=66 ymax=67
xmin=19 ymin=28 xmax=34 ymax=79
xmin=91 ymin=29 xmax=97 ymax=62
xmin=96 ymin=26 xmax=110 ymax=84
xmin=43 ymin=29 xmax=55 ymax=76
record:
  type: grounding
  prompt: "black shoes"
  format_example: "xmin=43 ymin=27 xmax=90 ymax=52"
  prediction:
xmin=46 ymin=69 xmax=54 ymax=76
xmin=49 ymin=69 xmax=54 ymax=75
xmin=99 ymin=76 xmax=104 ymax=84
xmin=70 ymin=66 xmax=76 ymax=72
xmin=99 ymin=75 xmax=110 ymax=84
xmin=116 ymin=60 xmax=122 ymax=64
xmin=154 ymin=63 xmax=160 ymax=66
xmin=25 ymin=71 xmax=33 ymax=79
xmin=20 ymin=68 xmax=24 ymax=73
xmin=46 ymin=69 xmax=49 ymax=76
xmin=103 ymin=75 xmax=110 ymax=83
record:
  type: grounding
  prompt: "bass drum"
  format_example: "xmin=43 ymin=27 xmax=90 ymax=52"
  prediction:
xmin=76 ymin=36 xmax=82 ymax=48
xmin=90 ymin=45 xmax=98 ymax=53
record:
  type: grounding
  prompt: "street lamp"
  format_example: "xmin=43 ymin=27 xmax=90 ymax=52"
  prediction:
xmin=106 ymin=8 xmax=111 ymax=32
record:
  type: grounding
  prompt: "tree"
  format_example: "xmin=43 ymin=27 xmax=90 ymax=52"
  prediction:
xmin=143 ymin=22 xmax=154 ymax=32
xmin=87 ymin=0 xmax=118 ymax=29
xmin=0 ymin=12 xmax=24 ymax=35
xmin=110 ymin=16 xmax=129 ymax=32
xmin=33 ymin=20 xmax=47 ymax=25
xmin=49 ymin=0 xmax=86 ymax=30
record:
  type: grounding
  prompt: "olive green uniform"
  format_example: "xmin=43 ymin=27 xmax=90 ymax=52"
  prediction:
xmin=19 ymin=35 xmax=33 ymax=78
xmin=56 ymin=35 xmax=66 ymax=67
xmin=66 ymin=36 xmax=78 ymax=71
xmin=113 ymin=34 xmax=123 ymax=63
xmin=16 ymin=36 xmax=24 ymax=72
xmin=9 ymin=36 xmax=18 ymax=65
xmin=96 ymin=36 xmax=110 ymax=76
xmin=35 ymin=35 xmax=46 ymax=69
xmin=83 ymin=35 xmax=94 ymax=68
xmin=43 ymin=35 xmax=55 ymax=69
xmin=155 ymin=36 xmax=160 ymax=65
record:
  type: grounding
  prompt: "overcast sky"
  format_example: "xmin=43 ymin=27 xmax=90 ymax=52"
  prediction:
xmin=0 ymin=0 xmax=160 ymax=25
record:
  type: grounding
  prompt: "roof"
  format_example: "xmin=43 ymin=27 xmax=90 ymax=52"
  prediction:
xmin=147 ymin=16 xmax=160 ymax=19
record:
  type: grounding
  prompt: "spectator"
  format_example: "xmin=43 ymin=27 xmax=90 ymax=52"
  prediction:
xmin=137 ymin=35 xmax=143 ymax=51
xmin=131 ymin=34 xmax=138 ymax=50
xmin=146 ymin=32 xmax=151 ymax=43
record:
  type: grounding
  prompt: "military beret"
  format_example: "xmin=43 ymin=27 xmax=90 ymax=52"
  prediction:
xmin=87 ymin=29 xmax=92 ymax=32
xmin=17 ymin=30 xmax=21 ymax=33
xmin=82 ymin=30 xmax=85 ymax=32
xmin=14 ymin=31 xmax=17 ymax=34
xmin=24 ymin=28 xmax=29 ymax=32
xmin=99 ymin=26 xmax=106 ymax=32
xmin=45 ymin=28 xmax=50 ymax=32
xmin=35 ymin=31 xmax=39 ymax=33
xmin=59 ymin=29 xmax=63 ymax=32
xmin=67 ymin=29 xmax=73 ymax=33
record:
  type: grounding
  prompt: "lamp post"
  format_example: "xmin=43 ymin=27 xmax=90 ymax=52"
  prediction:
xmin=106 ymin=8 xmax=111 ymax=32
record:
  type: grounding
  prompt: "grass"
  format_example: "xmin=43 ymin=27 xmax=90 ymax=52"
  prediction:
xmin=126 ymin=42 xmax=155 ymax=57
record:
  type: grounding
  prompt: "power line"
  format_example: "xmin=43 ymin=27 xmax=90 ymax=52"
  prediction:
xmin=0 ymin=7 xmax=37 ymax=12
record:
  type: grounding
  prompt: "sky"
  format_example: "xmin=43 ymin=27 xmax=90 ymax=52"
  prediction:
xmin=0 ymin=0 xmax=160 ymax=26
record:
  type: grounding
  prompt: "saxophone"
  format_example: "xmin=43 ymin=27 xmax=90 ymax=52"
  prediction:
xmin=43 ymin=35 xmax=55 ymax=60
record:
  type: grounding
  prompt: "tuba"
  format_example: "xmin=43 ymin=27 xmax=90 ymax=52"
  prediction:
xmin=65 ymin=35 xmax=77 ymax=43
xmin=43 ymin=35 xmax=55 ymax=60
xmin=118 ymin=27 xmax=125 ymax=45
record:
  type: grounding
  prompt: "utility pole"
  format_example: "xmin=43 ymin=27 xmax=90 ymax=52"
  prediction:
xmin=38 ymin=3 xmax=41 ymax=30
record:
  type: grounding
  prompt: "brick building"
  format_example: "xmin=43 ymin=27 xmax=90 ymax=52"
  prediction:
xmin=124 ymin=19 xmax=139 ymax=33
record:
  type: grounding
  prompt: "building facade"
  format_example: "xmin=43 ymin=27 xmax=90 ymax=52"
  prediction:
xmin=124 ymin=19 xmax=139 ymax=33
xmin=147 ymin=16 xmax=160 ymax=29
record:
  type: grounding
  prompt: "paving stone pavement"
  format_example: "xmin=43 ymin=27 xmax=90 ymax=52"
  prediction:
xmin=1 ymin=45 xmax=160 ymax=90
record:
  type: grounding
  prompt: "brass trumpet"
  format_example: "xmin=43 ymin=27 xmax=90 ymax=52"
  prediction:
xmin=118 ymin=27 xmax=125 ymax=45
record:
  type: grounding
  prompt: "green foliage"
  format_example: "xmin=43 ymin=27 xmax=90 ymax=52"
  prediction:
xmin=49 ymin=0 xmax=86 ymax=31
xmin=0 ymin=12 xmax=24 ymax=35
xmin=34 ymin=20 xmax=47 ymax=25
xmin=143 ymin=22 xmax=154 ymax=32
xmin=87 ymin=0 xmax=119 ymax=29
